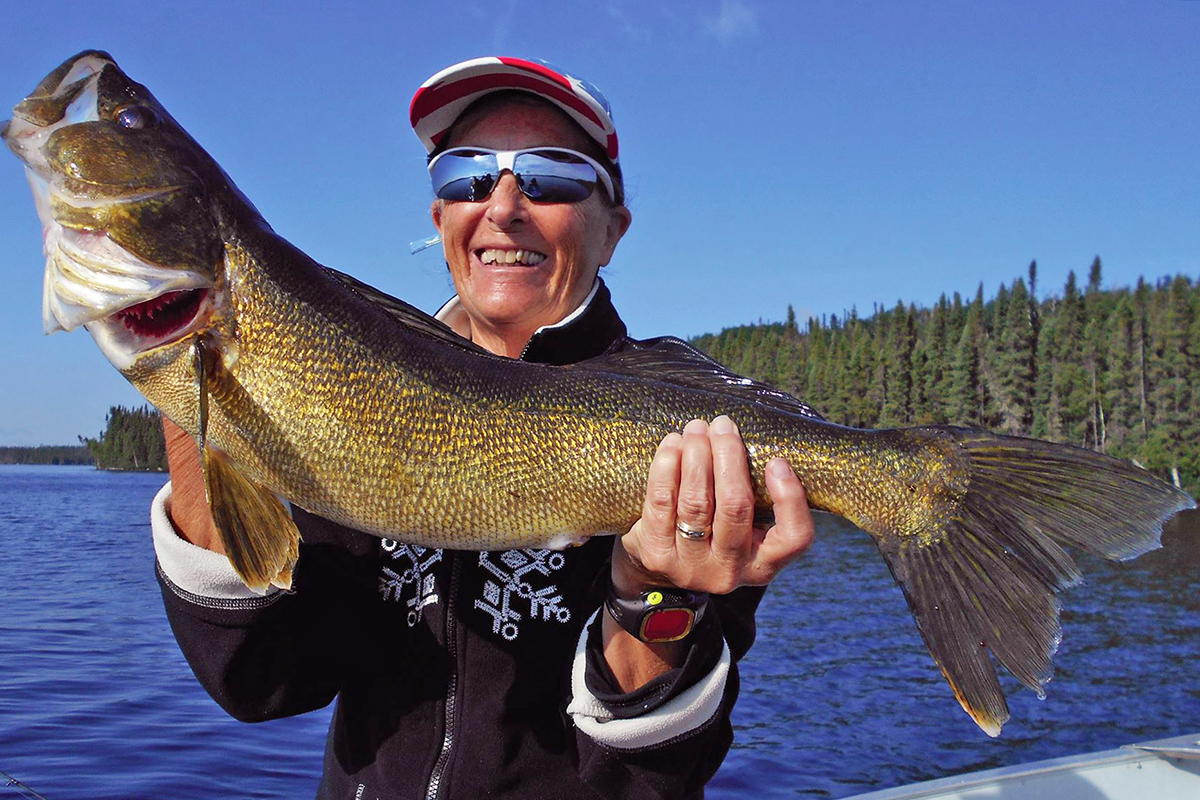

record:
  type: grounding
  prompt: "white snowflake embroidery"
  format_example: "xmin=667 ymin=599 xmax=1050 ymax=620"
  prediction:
xmin=474 ymin=549 xmax=571 ymax=641
xmin=378 ymin=540 xmax=444 ymax=627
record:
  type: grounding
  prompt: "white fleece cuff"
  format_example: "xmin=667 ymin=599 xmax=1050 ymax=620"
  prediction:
xmin=566 ymin=610 xmax=731 ymax=750
xmin=151 ymin=481 xmax=279 ymax=600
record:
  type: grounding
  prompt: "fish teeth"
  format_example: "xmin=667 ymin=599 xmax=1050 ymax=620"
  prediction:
xmin=85 ymin=288 xmax=218 ymax=373
xmin=479 ymin=248 xmax=546 ymax=266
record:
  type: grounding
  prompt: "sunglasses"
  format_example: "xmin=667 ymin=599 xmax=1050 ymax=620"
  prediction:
xmin=428 ymin=147 xmax=615 ymax=204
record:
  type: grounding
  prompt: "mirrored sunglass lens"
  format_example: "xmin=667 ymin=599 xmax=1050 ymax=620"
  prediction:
xmin=437 ymin=174 xmax=497 ymax=201
xmin=517 ymin=174 xmax=594 ymax=202
xmin=515 ymin=153 xmax=597 ymax=202
xmin=431 ymin=152 xmax=500 ymax=201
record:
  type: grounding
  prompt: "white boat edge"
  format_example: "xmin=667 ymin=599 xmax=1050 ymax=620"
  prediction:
xmin=841 ymin=732 xmax=1200 ymax=800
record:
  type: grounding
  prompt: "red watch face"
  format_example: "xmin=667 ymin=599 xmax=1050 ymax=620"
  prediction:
xmin=640 ymin=607 xmax=695 ymax=643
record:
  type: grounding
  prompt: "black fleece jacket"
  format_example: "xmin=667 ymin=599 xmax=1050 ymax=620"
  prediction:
xmin=157 ymin=280 xmax=766 ymax=799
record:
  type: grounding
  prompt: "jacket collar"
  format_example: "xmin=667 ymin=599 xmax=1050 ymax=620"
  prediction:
xmin=434 ymin=277 xmax=627 ymax=366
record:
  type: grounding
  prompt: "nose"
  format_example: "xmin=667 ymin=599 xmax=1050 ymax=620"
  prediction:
xmin=484 ymin=172 xmax=528 ymax=229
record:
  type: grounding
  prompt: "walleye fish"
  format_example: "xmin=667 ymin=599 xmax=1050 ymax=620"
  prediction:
xmin=5 ymin=51 xmax=1194 ymax=737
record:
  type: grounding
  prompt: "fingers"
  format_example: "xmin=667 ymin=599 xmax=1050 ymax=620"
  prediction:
xmin=708 ymin=416 xmax=756 ymax=566
xmin=675 ymin=419 xmax=715 ymax=562
xmin=620 ymin=416 xmax=816 ymax=596
xmin=747 ymin=457 xmax=815 ymax=584
xmin=160 ymin=416 xmax=224 ymax=552
xmin=639 ymin=430 xmax=683 ymax=544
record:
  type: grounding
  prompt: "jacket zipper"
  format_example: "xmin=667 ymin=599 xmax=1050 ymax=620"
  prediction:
xmin=425 ymin=555 xmax=461 ymax=800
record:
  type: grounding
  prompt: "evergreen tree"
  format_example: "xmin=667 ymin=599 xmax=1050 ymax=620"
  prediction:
xmin=994 ymin=278 xmax=1035 ymax=434
xmin=1103 ymin=293 xmax=1138 ymax=454
xmin=1082 ymin=257 xmax=1110 ymax=449
xmin=1030 ymin=309 xmax=1062 ymax=441
xmin=805 ymin=320 xmax=830 ymax=405
xmin=926 ymin=294 xmax=954 ymax=424
xmin=1132 ymin=277 xmax=1152 ymax=438
xmin=843 ymin=320 xmax=878 ymax=427
xmin=1027 ymin=260 xmax=1041 ymax=416
xmin=1054 ymin=270 xmax=1091 ymax=446
xmin=823 ymin=328 xmax=852 ymax=423
xmin=950 ymin=287 xmax=987 ymax=425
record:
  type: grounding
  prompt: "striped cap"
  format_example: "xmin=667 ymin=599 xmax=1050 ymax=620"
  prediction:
xmin=410 ymin=57 xmax=619 ymax=165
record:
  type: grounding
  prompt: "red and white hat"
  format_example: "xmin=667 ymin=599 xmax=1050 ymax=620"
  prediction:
xmin=410 ymin=56 xmax=619 ymax=165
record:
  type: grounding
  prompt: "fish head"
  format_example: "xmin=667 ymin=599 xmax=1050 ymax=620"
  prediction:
xmin=3 ymin=50 xmax=239 ymax=371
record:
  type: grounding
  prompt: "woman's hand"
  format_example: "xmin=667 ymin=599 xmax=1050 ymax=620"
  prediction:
xmin=601 ymin=415 xmax=814 ymax=690
xmin=162 ymin=417 xmax=225 ymax=553
xmin=612 ymin=415 xmax=814 ymax=599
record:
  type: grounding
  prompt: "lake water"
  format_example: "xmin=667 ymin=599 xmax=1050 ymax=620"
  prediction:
xmin=1 ymin=465 xmax=1196 ymax=799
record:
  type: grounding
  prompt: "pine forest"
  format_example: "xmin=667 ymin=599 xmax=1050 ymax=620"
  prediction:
xmin=691 ymin=260 xmax=1199 ymax=497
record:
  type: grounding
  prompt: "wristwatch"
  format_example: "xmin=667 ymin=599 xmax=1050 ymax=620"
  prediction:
xmin=605 ymin=586 xmax=709 ymax=643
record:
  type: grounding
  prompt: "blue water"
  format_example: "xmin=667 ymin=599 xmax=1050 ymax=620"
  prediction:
xmin=0 ymin=465 xmax=1196 ymax=799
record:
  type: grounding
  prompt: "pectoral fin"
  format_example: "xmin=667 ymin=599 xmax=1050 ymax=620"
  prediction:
xmin=192 ymin=335 xmax=298 ymax=594
xmin=202 ymin=443 xmax=299 ymax=594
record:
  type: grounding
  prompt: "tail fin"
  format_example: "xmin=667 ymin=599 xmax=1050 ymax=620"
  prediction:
xmin=876 ymin=428 xmax=1196 ymax=736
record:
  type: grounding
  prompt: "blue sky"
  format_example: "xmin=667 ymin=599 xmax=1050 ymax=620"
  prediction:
xmin=0 ymin=0 xmax=1196 ymax=446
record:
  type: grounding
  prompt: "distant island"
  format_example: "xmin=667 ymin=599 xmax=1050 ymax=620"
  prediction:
xmin=0 ymin=405 xmax=167 ymax=471
xmin=0 ymin=444 xmax=93 ymax=465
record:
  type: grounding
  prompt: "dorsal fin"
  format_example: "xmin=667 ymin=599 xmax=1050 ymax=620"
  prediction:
xmin=575 ymin=336 xmax=824 ymax=420
xmin=323 ymin=266 xmax=496 ymax=357
xmin=321 ymin=274 xmax=823 ymax=420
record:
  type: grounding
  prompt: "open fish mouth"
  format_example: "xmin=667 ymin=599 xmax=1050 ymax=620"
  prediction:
xmin=113 ymin=288 xmax=210 ymax=339
xmin=3 ymin=50 xmax=216 ymax=356
xmin=86 ymin=286 xmax=216 ymax=369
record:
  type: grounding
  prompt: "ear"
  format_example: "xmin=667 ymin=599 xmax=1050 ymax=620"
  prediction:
xmin=430 ymin=198 xmax=445 ymax=234
xmin=599 ymin=205 xmax=632 ymax=267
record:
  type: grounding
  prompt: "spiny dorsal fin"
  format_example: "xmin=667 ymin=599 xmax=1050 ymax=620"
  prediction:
xmin=322 ymin=267 xmax=495 ymax=357
xmin=321 ymin=273 xmax=818 ymax=423
xmin=576 ymin=336 xmax=825 ymax=420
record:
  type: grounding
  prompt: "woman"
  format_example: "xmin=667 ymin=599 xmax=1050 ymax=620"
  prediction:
xmin=155 ymin=57 xmax=814 ymax=799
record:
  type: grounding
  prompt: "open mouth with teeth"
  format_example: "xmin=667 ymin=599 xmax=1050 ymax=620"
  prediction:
xmin=113 ymin=288 xmax=211 ymax=341
xmin=85 ymin=286 xmax=217 ymax=372
xmin=478 ymin=248 xmax=547 ymax=266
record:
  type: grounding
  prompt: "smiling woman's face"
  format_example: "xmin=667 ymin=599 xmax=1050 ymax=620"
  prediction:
xmin=431 ymin=98 xmax=631 ymax=358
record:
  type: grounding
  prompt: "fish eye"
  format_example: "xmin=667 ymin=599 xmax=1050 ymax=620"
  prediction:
xmin=115 ymin=105 xmax=158 ymax=129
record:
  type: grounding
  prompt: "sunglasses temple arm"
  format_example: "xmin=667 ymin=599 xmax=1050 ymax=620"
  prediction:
xmin=410 ymin=234 xmax=443 ymax=254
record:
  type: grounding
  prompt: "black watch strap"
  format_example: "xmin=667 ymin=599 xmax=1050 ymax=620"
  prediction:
xmin=605 ymin=586 xmax=709 ymax=643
